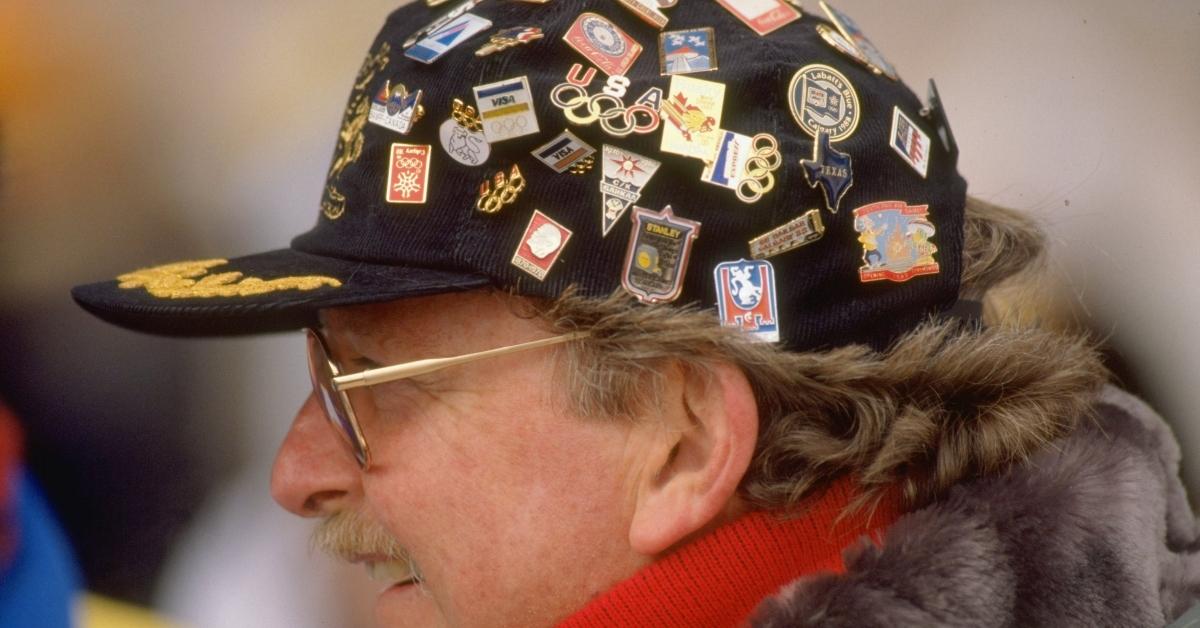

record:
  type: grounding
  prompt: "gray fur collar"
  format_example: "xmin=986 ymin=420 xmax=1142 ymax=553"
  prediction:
xmin=753 ymin=386 xmax=1200 ymax=627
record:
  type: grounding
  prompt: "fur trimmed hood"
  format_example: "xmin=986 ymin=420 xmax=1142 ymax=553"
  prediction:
xmin=752 ymin=385 xmax=1200 ymax=626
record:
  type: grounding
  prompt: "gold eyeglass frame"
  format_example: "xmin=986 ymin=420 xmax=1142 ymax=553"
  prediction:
xmin=306 ymin=327 xmax=588 ymax=469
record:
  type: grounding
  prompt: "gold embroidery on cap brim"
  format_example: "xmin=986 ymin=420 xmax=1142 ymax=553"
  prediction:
xmin=118 ymin=259 xmax=342 ymax=299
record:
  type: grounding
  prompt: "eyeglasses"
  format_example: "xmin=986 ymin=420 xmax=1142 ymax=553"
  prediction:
xmin=304 ymin=327 xmax=588 ymax=469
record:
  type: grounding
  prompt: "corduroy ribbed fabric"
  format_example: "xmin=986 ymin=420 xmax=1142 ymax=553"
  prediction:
xmin=557 ymin=479 xmax=901 ymax=628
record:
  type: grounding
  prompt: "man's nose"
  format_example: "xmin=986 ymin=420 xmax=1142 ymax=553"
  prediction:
xmin=271 ymin=392 xmax=361 ymax=517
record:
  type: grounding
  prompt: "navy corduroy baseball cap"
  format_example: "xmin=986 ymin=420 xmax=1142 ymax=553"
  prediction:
xmin=72 ymin=0 xmax=966 ymax=351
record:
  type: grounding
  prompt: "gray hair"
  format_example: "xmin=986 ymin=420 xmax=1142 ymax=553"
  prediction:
xmin=531 ymin=197 xmax=1108 ymax=511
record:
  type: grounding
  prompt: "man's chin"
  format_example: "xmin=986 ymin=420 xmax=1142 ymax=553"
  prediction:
xmin=376 ymin=581 xmax=442 ymax=627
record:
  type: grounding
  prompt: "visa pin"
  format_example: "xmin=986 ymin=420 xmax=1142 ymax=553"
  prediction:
xmin=473 ymin=76 xmax=540 ymax=143
xmin=532 ymin=129 xmax=596 ymax=173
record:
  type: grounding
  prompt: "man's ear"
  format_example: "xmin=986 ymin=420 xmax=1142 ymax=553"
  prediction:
xmin=628 ymin=361 xmax=758 ymax=556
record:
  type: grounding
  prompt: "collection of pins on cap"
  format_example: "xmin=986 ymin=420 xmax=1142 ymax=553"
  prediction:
xmin=370 ymin=0 xmax=944 ymax=343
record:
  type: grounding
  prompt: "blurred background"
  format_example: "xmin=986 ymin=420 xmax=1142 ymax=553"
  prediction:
xmin=0 ymin=1 xmax=1197 ymax=626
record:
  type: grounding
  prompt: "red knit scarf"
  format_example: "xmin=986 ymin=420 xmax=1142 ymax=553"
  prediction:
xmin=558 ymin=480 xmax=901 ymax=628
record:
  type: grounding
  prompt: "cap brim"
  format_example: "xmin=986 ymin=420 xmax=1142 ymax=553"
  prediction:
xmin=71 ymin=248 xmax=491 ymax=337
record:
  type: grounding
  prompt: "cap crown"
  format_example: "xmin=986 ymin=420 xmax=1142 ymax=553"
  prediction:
xmin=294 ymin=0 xmax=966 ymax=350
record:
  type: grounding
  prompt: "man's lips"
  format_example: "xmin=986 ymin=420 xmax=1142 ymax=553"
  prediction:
xmin=357 ymin=555 xmax=420 ymax=589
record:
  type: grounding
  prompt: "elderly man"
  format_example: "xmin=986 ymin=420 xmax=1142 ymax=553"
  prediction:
xmin=72 ymin=1 xmax=1200 ymax=626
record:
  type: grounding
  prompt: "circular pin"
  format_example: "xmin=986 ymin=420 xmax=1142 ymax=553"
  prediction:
xmin=787 ymin=64 xmax=860 ymax=142
xmin=439 ymin=118 xmax=491 ymax=167
xmin=582 ymin=15 xmax=628 ymax=56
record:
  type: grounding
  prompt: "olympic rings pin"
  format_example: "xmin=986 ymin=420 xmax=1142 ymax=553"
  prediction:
xmin=476 ymin=164 xmax=526 ymax=214
xmin=550 ymin=63 xmax=660 ymax=137
xmin=700 ymin=131 xmax=782 ymax=204
xmin=736 ymin=134 xmax=782 ymax=204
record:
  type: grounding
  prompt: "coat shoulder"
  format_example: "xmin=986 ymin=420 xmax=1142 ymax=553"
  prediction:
xmin=754 ymin=385 xmax=1200 ymax=627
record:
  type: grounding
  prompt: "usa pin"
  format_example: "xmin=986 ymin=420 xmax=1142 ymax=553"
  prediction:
xmin=405 ymin=12 xmax=492 ymax=64
xmin=562 ymin=12 xmax=643 ymax=76
xmin=368 ymin=79 xmax=425 ymax=135
xmin=714 ymin=259 xmax=780 ymax=343
xmin=801 ymin=130 xmax=853 ymax=213
xmin=622 ymin=205 xmax=700 ymax=304
xmin=660 ymin=75 xmax=725 ymax=160
xmin=385 ymin=144 xmax=432 ymax=204
xmin=473 ymin=76 xmax=540 ymax=143
xmin=660 ymin=28 xmax=717 ymax=75
xmin=512 ymin=210 xmax=573 ymax=281
xmin=439 ymin=98 xmax=490 ymax=166
xmin=788 ymin=64 xmax=860 ymax=142
xmin=890 ymin=107 xmax=931 ymax=178
xmin=476 ymin=164 xmax=526 ymax=214
xmin=532 ymin=130 xmax=596 ymax=173
xmin=748 ymin=209 xmax=825 ymax=259
xmin=819 ymin=1 xmax=898 ymax=80
xmin=715 ymin=0 xmax=801 ymax=36
xmin=853 ymin=201 xmax=939 ymax=283
xmin=600 ymin=145 xmax=661 ymax=237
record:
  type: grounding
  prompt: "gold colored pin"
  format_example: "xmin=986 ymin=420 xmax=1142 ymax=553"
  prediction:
xmin=476 ymin=26 xmax=545 ymax=57
xmin=476 ymin=164 xmax=527 ymax=214
xmin=568 ymin=154 xmax=595 ymax=175
xmin=451 ymin=98 xmax=483 ymax=132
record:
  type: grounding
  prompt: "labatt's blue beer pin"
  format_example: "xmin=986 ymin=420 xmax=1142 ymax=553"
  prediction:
xmin=789 ymin=64 xmax=859 ymax=214
xmin=714 ymin=259 xmax=780 ymax=343
xmin=622 ymin=205 xmax=700 ymax=304
xmin=600 ymin=145 xmax=661 ymax=237
xmin=852 ymin=201 xmax=939 ymax=283
xmin=473 ymin=76 xmax=540 ymax=143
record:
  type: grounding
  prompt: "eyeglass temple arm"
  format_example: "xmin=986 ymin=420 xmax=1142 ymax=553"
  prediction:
xmin=331 ymin=331 xmax=588 ymax=391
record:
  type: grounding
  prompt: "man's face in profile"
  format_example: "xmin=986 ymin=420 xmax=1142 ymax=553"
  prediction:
xmin=269 ymin=291 xmax=658 ymax=627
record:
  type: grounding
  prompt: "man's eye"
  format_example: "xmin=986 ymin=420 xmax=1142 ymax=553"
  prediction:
xmin=351 ymin=357 xmax=383 ymax=371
